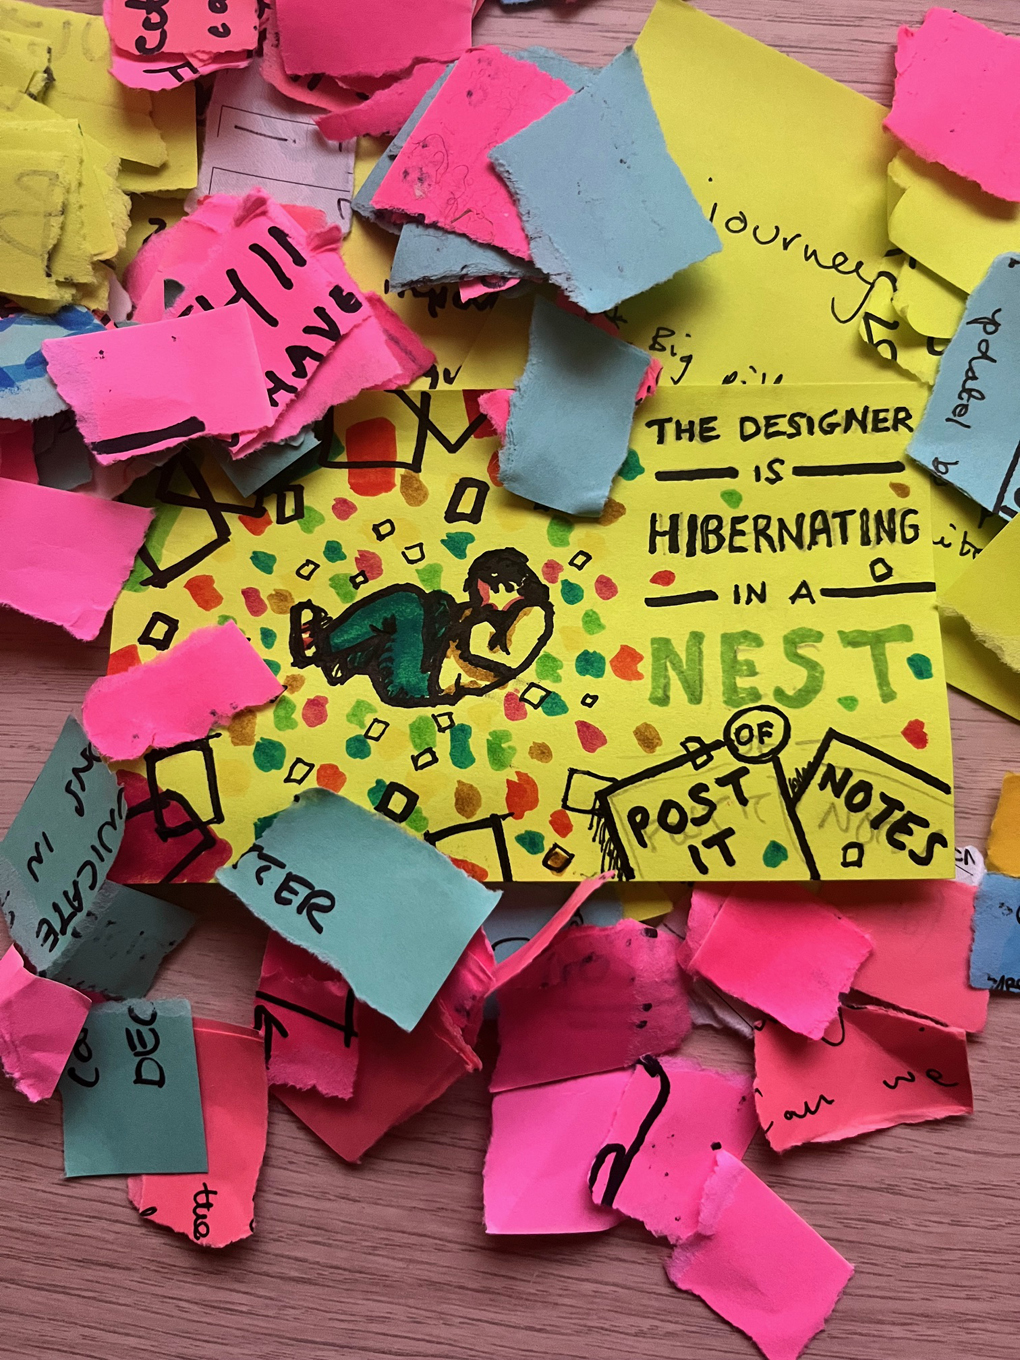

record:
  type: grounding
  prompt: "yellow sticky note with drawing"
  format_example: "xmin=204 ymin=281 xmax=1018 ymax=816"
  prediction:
xmin=110 ymin=383 xmax=953 ymax=884
xmin=0 ymin=147 xmax=70 ymax=302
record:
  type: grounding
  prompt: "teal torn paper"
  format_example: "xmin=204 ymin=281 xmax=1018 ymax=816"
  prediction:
xmin=32 ymin=412 xmax=92 ymax=491
xmin=58 ymin=998 xmax=208 ymax=1177
xmin=490 ymin=46 xmax=721 ymax=313
xmin=0 ymin=716 xmax=125 ymax=974
xmin=217 ymin=789 xmax=499 ymax=1030
xmin=44 ymin=882 xmax=196 ymax=999
xmin=908 ymin=252 xmax=1020 ymax=517
xmin=500 ymin=295 xmax=649 ymax=517
xmin=0 ymin=307 xmax=105 ymax=422
xmin=213 ymin=416 xmax=331 ymax=498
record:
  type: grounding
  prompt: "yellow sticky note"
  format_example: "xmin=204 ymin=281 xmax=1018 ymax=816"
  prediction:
xmin=118 ymin=86 xmax=197 ymax=197
xmin=942 ymin=512 xmax=1020 ymax=674
xmin=893 ymin=260 xmax=965 ymax=340
xmin=0 ymin=28 xmax=50 ymax=96
xmin=855 ymin=266 xmax=943 ymax=386
xmin=888 ymin=149 xmax=1020 ymax=296
xmin=110 ymin=382 xmax=953 ymax=884
xmin=619 ymin=882 xmax=674 ymax=921
xmin=113 ymin=192 xmax=186 ymax=276
xmin=0 ymin=146 xmax=70 ymax=301
xmin=2 ymin=119 xmax=93 ymax=285
xmin=986 ymin=773 xmax=1020 ymax=876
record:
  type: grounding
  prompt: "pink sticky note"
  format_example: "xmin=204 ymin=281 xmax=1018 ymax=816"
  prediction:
xmin=104 ymin=0 xmax=258 ymax=66
xmin=491 ymin=919 xmax=691 ymax=1092
xmin=0 ymin=418 xmax=38 ymax=483
xmin=590 ymin=1056 xmax=757 ymax=1242
xmin=458 ymin=277 xmax=520 ymax=303
xmin=315 ymin=60 xmax=453 ymax=140
xmin=0 ymin=947 xmax=91 ymax=1103
xmin=41 ymin=308 xmax=271 ymax=462
xmin=754 ymin=1003 xmax=973 ymax=1153
xmin=483 ymin=1071 xmax=630 ymax=1235
xmin=82 ymin=621 xmax=283 ymax=760
xmin=821 ymin=880 xmax=988 ymax=1033
xmin=276 ymin=0 xmax=472 ymax=81
xmin=477 ymin=388 xmax=512 ymax=441
xmin=493 ymin=872 xmax=614 ymax=990
xmin=666 ymin=1151 xmax=854 ymax=1360
xmin=884 ymin=9 xmax=1020 ymax=203
xmin=0 ymin=478 xmax=151 ymax=640
xmin=687 ymin=886 xmax=873 ymax=1040
xmin=128 ymin=1019 xmax=268 ymax=1247
xmin=276 ymin=931 xmax=493 ymax=1162
xmin=256 ymin=933 xmax=359 ymax=1099
xmin=168 ymin=192 xmax=369 ymax=426
xmin=373 ymin=47 xmax=574 ymax=259
xmin=259 ymin=8 xmax=362 ymax=115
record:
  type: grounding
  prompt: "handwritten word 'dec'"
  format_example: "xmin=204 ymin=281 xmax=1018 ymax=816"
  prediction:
xmin=65 ymin=1001 xmax=168 ymax=1089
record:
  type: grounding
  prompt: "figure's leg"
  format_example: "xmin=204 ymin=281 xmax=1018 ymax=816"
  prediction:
xmin=291 ymin=591 xmax=435 ymax=701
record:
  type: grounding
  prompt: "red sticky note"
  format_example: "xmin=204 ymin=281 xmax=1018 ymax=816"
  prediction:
xmin=82 ymin=621 xmax=283 ymax=760
xmin=687 ymin=886 xmax=873 ymax=1040
xmin=0 ymin=478 xmax=151 ymax=640
xmin=754 ymin=1003 xmax=973 ymax=1153
xmin=666 ymin=1151 xmax=854 ymax=1360
xmin=885 ymin=9 xmax=1020 ymax=202
xmin=275 ymin=0 xmax=472 ymax=81
xmin=128 ymin=1019 xmax=268 ymax=1248
xmin=491 ymin=919 xmax=690 ymax=1092
xmin=373 ymin=47 xmax=574 ymax=260
xmin=590 ymin=1056 xmax=757 ymax=1243
xmin=0 ymin=947 xmax=91 ymax=1103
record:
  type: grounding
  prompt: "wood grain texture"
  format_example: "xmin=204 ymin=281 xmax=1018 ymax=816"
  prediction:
xmin=4 ymin=3 xmax=1020 ymax=1358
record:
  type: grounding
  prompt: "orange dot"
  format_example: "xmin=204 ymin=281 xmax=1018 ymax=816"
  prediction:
xmin=316 ymin=763 xmax=346 ymax=793
xmin=107 ymin=644 xmax=141 ymax=675
xmin=184 ymin=575 xmax=223 ymax=611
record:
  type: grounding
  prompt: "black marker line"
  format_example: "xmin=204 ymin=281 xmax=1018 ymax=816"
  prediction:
xmin=92 ymin=416 xmax=206 ymax=456
xmin=992 ymin=438 xmax=1020 ymax=518
xmin=234 ymin=122 xmax=290 ymax=142
xmin=818 ymin=581 xmax=936 ymax=598
xmin=792 ymin=460 xmax=905 ymax=477
xmin=654 ymin=466 xmax=739 ymax=481
xmin=255 ymin=989 xmax=357 ymax=1039
xmin=644 ymin=590 xmax=719 ymax=607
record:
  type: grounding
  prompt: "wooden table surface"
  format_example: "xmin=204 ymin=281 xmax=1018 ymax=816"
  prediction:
xmin=6 ymin=3 xmax=1020 ymax=1358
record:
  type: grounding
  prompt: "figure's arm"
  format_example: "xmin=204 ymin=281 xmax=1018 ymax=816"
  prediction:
xmin=467 ymin=604 xmax=549 ymax=667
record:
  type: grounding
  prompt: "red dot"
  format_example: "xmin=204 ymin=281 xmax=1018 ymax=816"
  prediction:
xmin=504 ymin=690 xmax=527 ymax=721
xmin=107 ymin=644 xmax=141 ymax=675
xmin=650 ymin=570 xmax=675 ymax=587
xmin=332 ymin=498 xmax=357 ymax=521
xmin=316 ymin=763 xmax=346 ymax=793
xmin=451 ymin=857 xmax=489 ymax=882
xmin=575 ymin=720 xmax=608 ymax=753
xmin=901 ymin=719 xmax=928 ymax=750
xmin=303 ymin=696 xmax=328 ymax=727
xmin=595 ymin=575 xmax=618 ymax=600
xmin=550 ymin=809 xmax=573 ymax=838
xmin=241 ymin=587 xmax=267 ymax=617
xmin=542 ymin=560 xmax=563 ymax=584
xmin=239 ymin=511 xmax=272 ymax=536
xmin=355 ymin=549 xmax=383 ymax=580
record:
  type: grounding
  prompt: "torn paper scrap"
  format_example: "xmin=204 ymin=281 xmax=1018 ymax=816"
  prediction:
xmin=666 ymin=1151 xmax=854 ymax=1360
xmin=351 ymin=66 xmax=451 ymax=233
xmin=885 ymin=9 xmax=1020 ymax=203
xmin=686 ymin=886 xmax=872 ymax=1040
xmin=484 ymin=1071 xmax=630 ymax=1235
xmin=255 ymin=932 xmax=359 ymax=1099
xmin=195 ymin=64 xmax=356 ymax=232
xmin=0 ymin=148 xmax=70 ymax=302
xmin=372 ymin=47 xmax=574 ymax=259
xmin=275 ymin=930 xmax=492 ymax=1161
xmin=491 ymin=919 xmax=689 ymax=1091
xmin=218 ymin=789 xmax=498 ymax=1031
xmin=0 ymin=716 xmax=125 ymax=973
xmin=491 ymin=47 xmax=719 ymax=313
xmin=590 ymin=1056 xmax=757 ymax=1242
xmin=477 ymin=387 xmax=511 ymax=440
xmin=492 ymin=873 xmax=615 ymax=988
xmin=892 ymin=257 xmax=966 ymax=340
xmin=500 ymin=296 xmax=648 ymax=517
xmin=0 ymin=308 xmax=104 ymax=421
xmin=0 ymin=946 xmax=90 ymax=1102
xmin=212 ymin=417 xmax=330 ymax=498
xmin=941 ymin=513 xmax=1020 ymax=673
xmin=33 ymin=412 xmax=92 ymax=491
xmin=59 ymin=997 xmax=208 ymax=1177
xmin=44 ymin=881 xmax=196 ymax=1000
xmin=128 ymin=1018 xmax=268 ymax=1247
xmin=907 ymin=253 xmax=1020 ymax=517
xmin=0 ymin=29 xmax=51 ymax=97
xmin=390 ymin=221 xmax=536 ymax=292
xmin=484 ymin=877 xmax=620 ymax=971
xmin=314 ymin=59 xmax=451 ymax=141
xmin=987 ymin=773 xmax=1020 ymax=876
xmin=82 ymin=620 xmax=283 ymax=760
xmin=119 ymin=84 xmax=199 ymax=196
xmin=822 ymin=880 xmax=987 ymax=1032
xmin=106 ymin=769 xmax=234 ymax=887
xmin=42 ymin=308 xmax=272 ymax=462
xmin=275 ymin=0 xmax=472 ymax=82
xmin=969 ymin=873 xmax=1020 ymax=992
xmin=753 ymin=1004 xmax=972 ymax=1153
xmin=103 ymin=0 xmax=258 ymax=92
xmin=956 ymin=845 xmax=986 ymax=889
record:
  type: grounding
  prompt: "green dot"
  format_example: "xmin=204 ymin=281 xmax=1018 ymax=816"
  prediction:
xmin=535 ymin=652 xmax=562 ymax=683
xmin=547 ymin=516 xmax=573 ymax=547
xmin=265 ymin=659 xmax=281 ymax=676
xmin=582 ymin=609 xmax=606 ymax=635
xmin=260 ymin=627 xmax=277 ymax=649
xmin=837 ymin=695 xmax=859 ymax=712
xmin=515 ymin=830 xmax=546 ymax=855
xmin=329 ymin=573 xmax=357 ymax=604
xmin=216 ymin=614 xmax=236 ymax=626
xmin=541 ymin=691 xmax=569 ymax=717
xmin=346 ymin=734 xmax=371 ymax=760
xmin=323 ymin=540 xmax=347 ymax=562
xmin=763 ymin=840 xmax=789 ymax=868
xmin=450 ymin=723 xmax=475 ymax=769
xmin=367 ymin=778 xmax=386 ymax=806
xmin=441 ymin=532 xmax=475 ymax=560
xmin=409 ymin=715 xmax=434 ymax=752
xmin=720 ymin=489 xmax=743 ymax=509
xmin=406 ymin=807 xmax=429 ymax=833
xmin=906 ymin=652 xmax=933 ymax=680
xmin=253 ymin=737 xmax=286 ymax=772
xmin=251 ymin=551 xmax=276 ymax=575
xmin=273 ymin=695 xmax=298 ymax=731
xmin=298 ymin=505 xmax=325 ymax=535
xmin=416 ymin=563 xmax=443 ymax=591
xmin=487 ymin=729 xmax=516 ymax=771
xmin=253 ymin=812 xmax=280 ymax=840
xmin=346 ymin=699 xmax=377 ymax=729
xmin=575 ymin=649 xmax=606 ymax=678
xmin=560 ymin=580 xmax=584 ymax=605
xmin=618 ymin=448 xmax=644 ymax=481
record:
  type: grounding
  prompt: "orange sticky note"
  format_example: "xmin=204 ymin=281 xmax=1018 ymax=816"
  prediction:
xmin=986 ymin=772 xmax=1020 ymax=877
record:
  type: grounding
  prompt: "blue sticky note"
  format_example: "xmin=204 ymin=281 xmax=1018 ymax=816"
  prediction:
xmin=0 ymin=717 xmax=125 ymax=974
xmin=0 ymin=307 xmax=105 ymax=422
xmin=970 ymin=873 xmax=1020 ymax=990
xmin=501 ymin=295 xmax=649 ymax=517
xmin=391 ymin=222 xmax=534 ymax=290
xmin=218 ymin=789 xmax=499 ymax=1031
xmin=58 ymin=998 xmax=207 ymax=1177
xmin=353 ymin=67 xmax=452 ymax=232
xmin=490 ymin=46 xmax=721 ymax=313
xmin=44 ymin=882 xmax=196 ymax=999
xmin=213 ymin=417 xmax=331 ymax=498
xmin=908 ymin=253 xmax=1020 ymax=518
